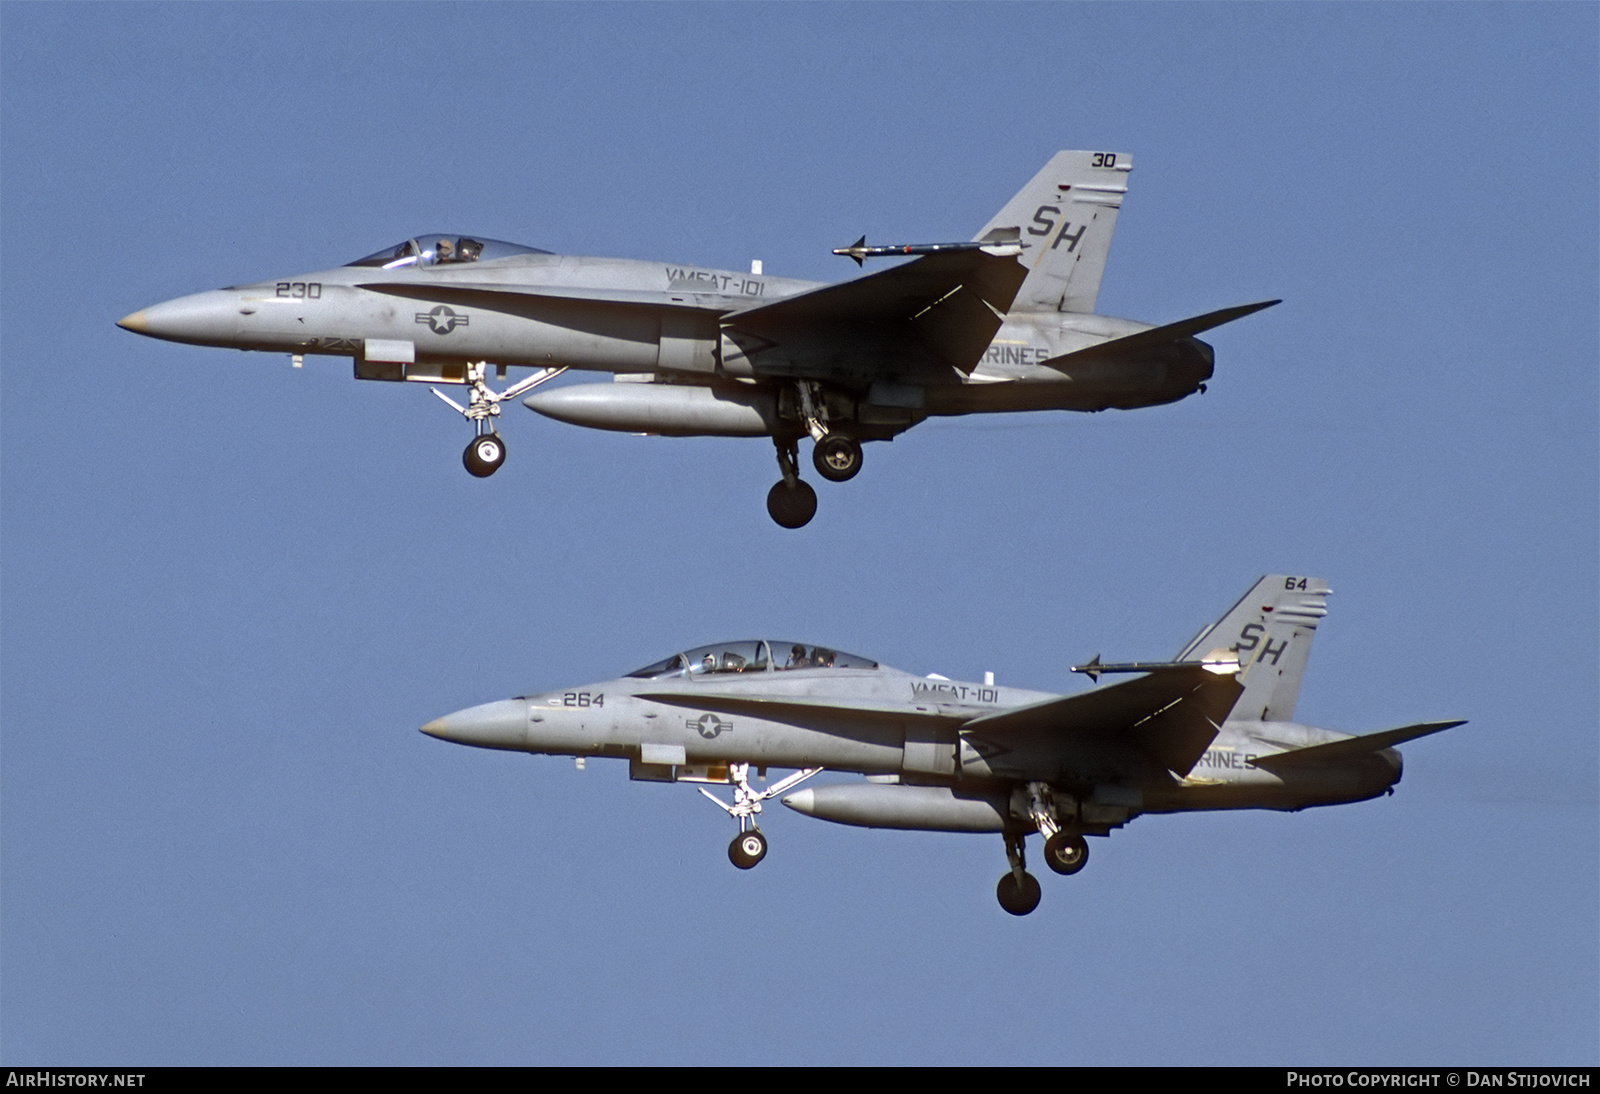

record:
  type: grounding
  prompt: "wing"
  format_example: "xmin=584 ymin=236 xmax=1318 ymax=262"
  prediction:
xmin=960 ymin=666 xmax=1245 ymax=777
xmin=724 ymin=250 xmax=1029 ymax=376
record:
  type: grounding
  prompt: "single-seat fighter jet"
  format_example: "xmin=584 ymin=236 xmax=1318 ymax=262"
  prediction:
xmin=118 ymin=151 xmax=1277 ymax=527
xmin=421 ymin=577 xmax=1462 ymax=915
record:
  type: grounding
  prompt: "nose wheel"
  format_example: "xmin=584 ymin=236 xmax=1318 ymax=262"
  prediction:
xmin=728 ymin=830 xmax=768 ymax=869
xmin=463 ymin=432 xmax=506 ymax=477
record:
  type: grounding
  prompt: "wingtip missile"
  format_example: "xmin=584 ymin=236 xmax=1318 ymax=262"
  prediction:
xmin=1070 ymin=652 xmax=1241 ymax=680
xmin=831 ymin=237 xmax=1023 ymax=264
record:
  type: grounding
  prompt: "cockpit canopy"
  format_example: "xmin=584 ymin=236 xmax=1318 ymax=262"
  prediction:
xmin=345 ymin=235 xmax=551 ymax=269
xmin=627 ymin=640 xmax=878 ymax=679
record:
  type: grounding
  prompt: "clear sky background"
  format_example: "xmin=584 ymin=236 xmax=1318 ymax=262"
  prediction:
xmin=3 ymin=2 xmax=1595 ymax=1066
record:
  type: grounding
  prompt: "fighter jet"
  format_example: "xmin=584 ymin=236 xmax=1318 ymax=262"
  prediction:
xmin=117 ymin=151 xmax=1277 ymax=527
xmin=421 ymin=576 xmax=1462 ymax=915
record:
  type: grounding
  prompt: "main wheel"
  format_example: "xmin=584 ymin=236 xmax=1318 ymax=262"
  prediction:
xmin=996 ymin=871 xmax=1042 ymax=916
xmin=463 ymin=433 xmax=506 ymax=478
xmin=728 ymin=830 xmax=768 ymax=869
xmin=765 ymin=479 xmax=818 ymax=529
xmin=812 ymin=434 xmax=863 ymax=483
xmin=1043 ymin=831 xmax=1090 ymax=876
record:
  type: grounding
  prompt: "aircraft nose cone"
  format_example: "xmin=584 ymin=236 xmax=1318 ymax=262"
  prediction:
xmin=116 ymin=289 xmax=242 ymax=345
xmin=420 ymin=699 xmax=529 ymax=751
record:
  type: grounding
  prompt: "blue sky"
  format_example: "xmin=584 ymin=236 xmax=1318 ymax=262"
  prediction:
xmin=3 ymin=2 xmax=1595 ymax=1065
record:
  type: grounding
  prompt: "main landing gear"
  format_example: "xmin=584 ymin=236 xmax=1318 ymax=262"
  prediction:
xmin=698 ymin=763 xmax=823 ymax=870
xmin=1043 ymin=830 xmax=1089 ymax=875
xmin=812 ymin=433 xmax=862 ymax=483
xmin=431 ymin=362 xmax=568 ymax=479
xmin=994 ymin=783 xmax=1093 ymax=915
xmin=762 ymin=381 xmax=868 ymax=528
xmin=1028 ymin=781 xmax=1090 ymax=876
xmin=997 ymin=830 xmax=1042 ymax=916
xmin=767 ymin=438 xmax=819 ymax=529
xmin=765 ymin=433 xmax=864 ymax=529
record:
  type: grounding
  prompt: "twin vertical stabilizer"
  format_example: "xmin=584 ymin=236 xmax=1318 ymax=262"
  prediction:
xmin=973 ymin=150 xmax=1132 ymax=315
xmin=1173 ymin=576 xmax=1331 ymax=723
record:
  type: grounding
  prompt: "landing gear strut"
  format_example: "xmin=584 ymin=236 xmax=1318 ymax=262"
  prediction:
xmin=766 ymin=437 xmax=818 ymax=528
xmin=431 ymin=362 xmax=567 ymax=478
xmin=698 ymin=763 xmax=822 ymax=869
xmin=996 ymin=830 xmax=1042 ymax=916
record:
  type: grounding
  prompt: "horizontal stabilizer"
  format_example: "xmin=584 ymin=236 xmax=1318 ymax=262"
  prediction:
xmin=1250 ymin=720 xmax=1466 ymax=771
xmin=1042 ymin=299 xmax=1280 ymax=368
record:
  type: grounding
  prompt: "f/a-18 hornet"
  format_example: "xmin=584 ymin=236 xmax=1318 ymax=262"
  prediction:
xmin=118 ymin=151 xmax=1277 ymax=527
xmin=422 ymin=577 xmax=1462 ymax=915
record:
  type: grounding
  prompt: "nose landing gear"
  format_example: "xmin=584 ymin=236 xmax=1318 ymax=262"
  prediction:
xmin=431 ymin=362 xmax=567 ymax=478
xmin=698 ymin=763 xmax=823 ymax=869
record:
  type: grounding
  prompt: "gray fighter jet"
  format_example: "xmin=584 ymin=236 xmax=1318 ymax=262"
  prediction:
xmin=421 ymin=577 xmax=1462 ymax=915
xmin=118 ymin=151 xmax=1277 ymax=527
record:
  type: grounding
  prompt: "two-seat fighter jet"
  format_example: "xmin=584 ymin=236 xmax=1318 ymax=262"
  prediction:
xmin=118 ymin=151 xmax=1277 ymax=527
xmin=421 ymin=577 xmax=1463 ymax=915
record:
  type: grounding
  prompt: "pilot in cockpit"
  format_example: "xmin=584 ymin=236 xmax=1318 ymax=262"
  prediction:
xmin=434 ymin=238 xmax=454 ymax=264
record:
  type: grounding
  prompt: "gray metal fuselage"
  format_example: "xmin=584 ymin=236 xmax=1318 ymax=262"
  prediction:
xmin=119 ymin=250 xmax=1211 ymax=433
xmin=425 ymin=655 xmax=1398 ymax=838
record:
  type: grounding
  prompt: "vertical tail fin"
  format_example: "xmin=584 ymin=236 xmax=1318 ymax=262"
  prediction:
xmin=1173 ymin=576 xmax=1331 ymax=723
xmin=973 ymin=150 xmax=1131 ymax=315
